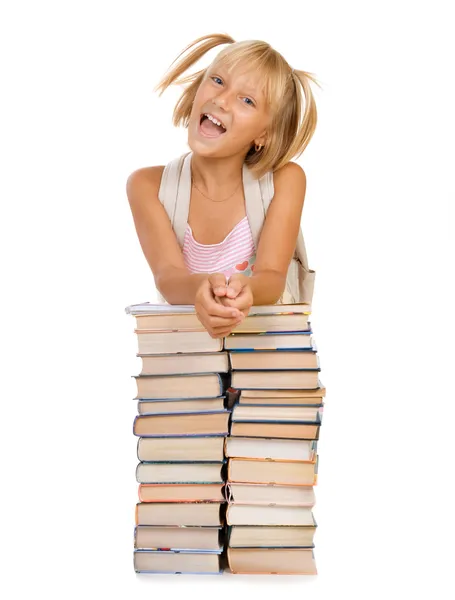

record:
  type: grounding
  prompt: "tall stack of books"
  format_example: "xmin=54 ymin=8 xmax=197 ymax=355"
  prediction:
xmin=125 ymin=301 xmax=325 ymax=576
xmin=223 ymin=303 xmax=324 ymax=575
xmin=125 ymin=303 xmax=231 ymax=575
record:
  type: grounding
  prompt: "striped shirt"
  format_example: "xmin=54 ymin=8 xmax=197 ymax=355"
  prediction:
xmin=182 ymin=216 xmax=256 ymax=280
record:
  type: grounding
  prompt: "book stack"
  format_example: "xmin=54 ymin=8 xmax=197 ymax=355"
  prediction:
xmin=125 ymin=301 xmax=325 ymax=576
xmin=125 ymin=303 xmax=232 ymax=575
xmin=223 ymin=303 xmax=324 ymax=575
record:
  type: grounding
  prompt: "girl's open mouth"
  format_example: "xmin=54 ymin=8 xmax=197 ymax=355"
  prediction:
xmin=199 ymin=114 xmax=227 ymax=138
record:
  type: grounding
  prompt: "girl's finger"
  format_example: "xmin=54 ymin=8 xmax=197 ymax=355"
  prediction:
xmin=208 ymin=273 xmax=228 ymax=297
xmin=225 ymin=278 xmax=243 ymax=298
xmin=212 ymin=327 xmax=236 ymax=338
xmin=201 ymin=289 xmax=243 ymax=319
xmin=209 ymin=315 xmax=244 ymax=328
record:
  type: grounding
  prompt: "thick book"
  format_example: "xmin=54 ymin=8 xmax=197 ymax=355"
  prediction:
xmin=227 ymin=547 xmax=317 ymax=575
xmin=226 ymin=483 xmax=316 ymax=507
xmin=134 ymin=525 xmax=223 ymax=551
xmin=230 ymin=420 xmax=320 ymax=440
xmin=136 ymin=461 xmax=225 ymax=484
xmin=126 ymin=301 xmax=311 ymax=316
xmin=133 ymin=312 xmax=311 ymax=333
xmin=229 ymin=346 xmax=319 ymax=371
xmin=240 ymin=384 xmax=326 ymax=399
xmin=137 ymin=397 xmax=226 ymax=415
xmin=231 ymin=404 xmax=323 ymax=424
xmin=227 ymin=457 xmax=318 ymax=486
xmin=136 ymin=330 xmax=223 ymax=354
xmin=234 ymin=382 xmax=326 ymax=405
xmin=231 ymin=369 xmax=320 ymax=390
xmin=134 ymin=550 xmax=222 ymax=574
xmin=224 ymin=437 xmax=317 ymax=461
xmin=137 ymin=436 xmax=225 ymax=462
xmin=133 ymin=411 xmax=231 ymax=437
xmin=135 ymin=501 xmax=224 ymax=526
xmin=139 ymin=483 xmax=225 ymax=503
xmin=228 ymin=525 xmax=316 ymax=548
xmin=138 ymin=352 xmax=229 ymax=375
xmin=224 ymin=329 xmax=313 ymax=350
xmin=226 ymin=504 xmax=316 ymax=526
xmin=133 ymin=373 xmax=226 ymax=399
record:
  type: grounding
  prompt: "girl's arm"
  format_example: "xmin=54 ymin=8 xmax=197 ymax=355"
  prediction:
xmin=242 ymin=161 xmax=307 ymax=305
xmin=126 ymin=167 xmax=244 ymax=337
xmin=126 ymin=166 xmax=205 ymax=304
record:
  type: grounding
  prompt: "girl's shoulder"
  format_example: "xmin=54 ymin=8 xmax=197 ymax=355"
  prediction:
xmin=127 ymin=165 xmax=165 ymax=188
xmin=267 ymin=161 xmax=306 ymax=210
xmin=273 ymin=161 xmax=306 ymax=184
xmin=126 ymin=165 xmax=166 ymax=205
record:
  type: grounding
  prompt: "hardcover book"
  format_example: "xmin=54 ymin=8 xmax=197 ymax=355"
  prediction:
xmin=227 ymin=525 xmax=316 ymax=548
xmin=135 ymin=501 xmax=225 ymax=527
xmin=227 ymin=456 xmax=318 ymax=486
xmin=136 ymin=460 xmax=226 ymax=484
xmin=138 ymin=352 xmax=229 ymax=375
xmin=224 ymin=437 xmax=317 ymax=461
xmin=134 ymin=549 xmax=222 ymax=574
xmin=225 ymin=482 xmax=316 ymax=507
xmin=224 ymin=329 xmax=313 ymax=351
xmin=227 ymin=547 xmax=317 ymax=575
xmin=137 ymin=436 xmax=225 ymax=462
xmin=133 ymin=410 xmax=231 ymax=437
xmin=138 ymin=483 xmax=225 ymax=503
xmin=137 ymin=397 xmax=226 ymax=415
xmin=134 ymin=525 xmax=223 ymax=551
xmin=228 ymin=345 xmax=319 ymax=370
xmin=133 ymin=373 xmax=227 ymax=399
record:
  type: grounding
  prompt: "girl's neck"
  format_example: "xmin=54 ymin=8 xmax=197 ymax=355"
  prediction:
xmin=190 ymin=152 xmax=245 ymax=197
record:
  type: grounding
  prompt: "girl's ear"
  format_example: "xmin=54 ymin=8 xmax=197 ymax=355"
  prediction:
xmin=254 ymin=129 xmax=268 ymax=148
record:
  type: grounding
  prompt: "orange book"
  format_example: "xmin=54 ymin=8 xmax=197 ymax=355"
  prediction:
xmin=227 ymin=547 xmax=317 ymax=575
xmin=138 ymin=483 xmax=224 ymax=503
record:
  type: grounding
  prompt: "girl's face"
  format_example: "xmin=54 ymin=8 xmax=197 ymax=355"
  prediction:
xmin=188 ymin=63 xmax=271 ymax=159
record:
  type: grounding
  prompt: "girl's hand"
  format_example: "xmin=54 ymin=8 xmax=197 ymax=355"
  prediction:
xmin=194 ymin=274 xmax=245 ymax=338
xmin=215 ymin=273 xmax=254 ymax=318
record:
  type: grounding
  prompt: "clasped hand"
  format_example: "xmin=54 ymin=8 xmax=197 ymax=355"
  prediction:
xmin=194 ymin=273 xmax=254 ymax=339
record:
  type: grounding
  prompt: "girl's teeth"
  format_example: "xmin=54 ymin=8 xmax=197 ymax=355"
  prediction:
xmin=206 ymin=114 xmax=223 ymax=128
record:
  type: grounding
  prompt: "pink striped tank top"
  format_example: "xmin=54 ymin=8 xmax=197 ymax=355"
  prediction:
xmin=182 ymin=216 xmax=256 ymax=280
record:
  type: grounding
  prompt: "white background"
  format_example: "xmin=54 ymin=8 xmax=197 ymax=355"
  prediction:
xmin=1 ymin=1 xmax=454 ymax=598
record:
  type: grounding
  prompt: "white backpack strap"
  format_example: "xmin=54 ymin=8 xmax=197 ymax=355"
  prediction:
xmin=243 ymin=163 xmax=267 ymax=250
xmin=158 ymin=151 xmax=192 ymax=248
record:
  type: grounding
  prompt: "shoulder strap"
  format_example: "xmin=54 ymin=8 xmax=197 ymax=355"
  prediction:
xmin=158 ymin=152 xmax=192 ymax=248
xmin=247 ymin=168 xmax=310 ymax=272
xmin=242 ymin=162 xmax=267 ymax=248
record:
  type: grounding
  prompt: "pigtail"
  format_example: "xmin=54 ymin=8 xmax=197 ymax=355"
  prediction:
xmin=262 ymin=69 xmax=321 ymax=174
xmin=154 ymin=33 xmax=236 ymax=128
xmin=280 ymin=70 xmax=320 ymax=166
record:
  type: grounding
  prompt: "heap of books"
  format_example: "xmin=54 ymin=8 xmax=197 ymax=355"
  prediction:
xmin=125 ymin=301 xmax=325 ymax=576
xmin=223 ymin=303 xmax=324 ymax=575
xmin=126 ymin=302 xmax=231 ymax=575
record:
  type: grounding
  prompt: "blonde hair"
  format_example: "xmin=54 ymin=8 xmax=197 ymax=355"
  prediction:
xmin=155 ymin=33 xmax=321 ymax=179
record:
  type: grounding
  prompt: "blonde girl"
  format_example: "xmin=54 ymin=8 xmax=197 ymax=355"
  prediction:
xmin=127 ymin=33 xmax=320 ymax=338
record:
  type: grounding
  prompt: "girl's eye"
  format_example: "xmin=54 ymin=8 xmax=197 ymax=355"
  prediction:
xmin=243 ymin=97 xmax=255 ymax=107
xmin=212 ymin=76 xmax=223 ymax=85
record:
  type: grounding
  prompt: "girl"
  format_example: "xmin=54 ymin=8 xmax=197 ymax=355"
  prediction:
xmin=127 ymin=33 xmax=320 ymax=339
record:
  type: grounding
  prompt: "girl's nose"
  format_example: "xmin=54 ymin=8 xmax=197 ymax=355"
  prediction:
xmin=212 ymin=92 xmax=230 ymax=110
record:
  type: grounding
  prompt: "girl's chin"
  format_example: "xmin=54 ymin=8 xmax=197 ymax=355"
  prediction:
xmin=188 ymin=130 xmax=227 ymax=154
